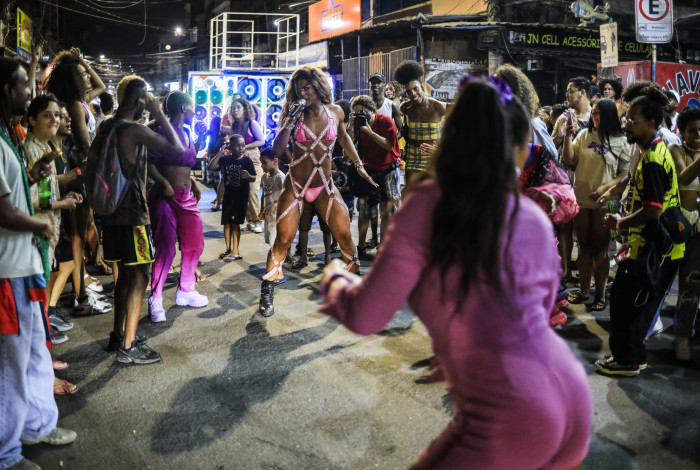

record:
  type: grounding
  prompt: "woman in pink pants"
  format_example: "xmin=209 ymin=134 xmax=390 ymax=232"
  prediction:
xmin=147 ymin=92 xmax=208 ymax=322
xmin=319 ymin=78 xmax=592 ymax=469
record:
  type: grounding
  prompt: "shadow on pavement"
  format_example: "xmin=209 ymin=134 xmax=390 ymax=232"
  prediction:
xmin=149 ymin=316 xmax=341 ymax=454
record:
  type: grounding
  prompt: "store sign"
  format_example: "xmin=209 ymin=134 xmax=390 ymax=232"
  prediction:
xmin=478 ymin=28 xmax=652 ymax=58
xmin=309 ymin=0 xmax=361 ymax=43
xmin=600 ymin=22 xmax=618 ymax=68
xmin=16 ymin=8 xmax=32 ymax=62
xmin=635 ymin=0 xmax=673 ymax=43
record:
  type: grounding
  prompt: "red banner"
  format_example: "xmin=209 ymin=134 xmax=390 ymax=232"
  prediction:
xmin=657 ymin=62 xmax=700 ymax=109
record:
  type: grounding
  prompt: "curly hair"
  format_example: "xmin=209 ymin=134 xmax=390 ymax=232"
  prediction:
xmin=283 ymin=66 xmax=333 ymax=117
xmin=44 ymin=51 xmax=86 ymax=104
xmin=621 ymin=80 xmax=664 ymax=104
xmin=494 ymin=64 xmax=540 ymax=118
xmin=598 ymin=78 xmax=623 ymax=100
xmin=351 ymin=95 xmax=377 ymax=112
xmin=394 ymin=60 xmax=424 ymax=86
xmin=629 ymin=86 xmax=669 ymax=127
xmin=676 ymin=105 xmax=700 ymax=135
xmin=229 ymin=96 xmax=255 ymax=123
xmin=387 ymin=81 xmax=403 ymax=98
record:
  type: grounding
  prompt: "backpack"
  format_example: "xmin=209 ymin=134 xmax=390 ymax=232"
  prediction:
xmin=84 ymin=118 xmax=145 ymax=216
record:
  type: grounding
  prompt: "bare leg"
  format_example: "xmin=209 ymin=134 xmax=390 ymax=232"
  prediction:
xmin=357 ymin=217 xmax=369 ymax=251
xmin=232 ymin=224 xmax=241 ymax=257
xmin=316 ymin=187 xmax=358 ymax=273
xmin=49 ymin=260 xmax=75 ymax=307
xmin=223 ymin=224 xmax=232 ymax=252
xmin=322 ymin=229 xmax=331 ymax=264
xmin=113 ymin=262 xmax=131 ymax=336
xmin=297 ymin=229 xmax=310 ymax=264
xmin=558 ymin=221 xmax=574 ymax=280
xmin=591 ymin=207 xmax=612 ymax=302
xmin=121 ymin=264 xmax=149 ymax=349
xmin=370 ymin=216 xmax=378 ymax=245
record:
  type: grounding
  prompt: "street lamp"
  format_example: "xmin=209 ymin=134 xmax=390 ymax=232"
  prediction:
xmin=175 ymin=27 xmax=183 ymax=36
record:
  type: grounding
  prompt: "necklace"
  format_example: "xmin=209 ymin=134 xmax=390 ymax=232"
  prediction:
xmin=684 ymin=143 xmax=700 ymax=154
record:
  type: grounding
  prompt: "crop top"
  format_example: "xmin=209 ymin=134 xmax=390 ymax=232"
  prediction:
xmin=148 ymin=125 xmax=197 ymax=167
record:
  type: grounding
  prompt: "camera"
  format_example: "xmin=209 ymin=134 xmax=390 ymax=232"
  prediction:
xmin=352 ymin=110 xmax=370 ymax=128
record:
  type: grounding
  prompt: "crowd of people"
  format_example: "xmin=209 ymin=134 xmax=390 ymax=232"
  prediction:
xmin=1 ymin=42 xmax=699 ymax=469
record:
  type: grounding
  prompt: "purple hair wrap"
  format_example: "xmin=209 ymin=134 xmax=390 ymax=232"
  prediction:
xmin=458 ymin=74 xmax=514 ymax=107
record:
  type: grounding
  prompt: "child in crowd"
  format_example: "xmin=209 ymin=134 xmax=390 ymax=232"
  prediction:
xmin=258 ymin=149 xmax=285 ymax=245
xmin=208 ymin=134 xmax=256 ymax=262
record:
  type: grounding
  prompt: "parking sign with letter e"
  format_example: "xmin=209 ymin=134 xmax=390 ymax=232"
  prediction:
xmin=635 ymin=0 xmax=673 ymax=43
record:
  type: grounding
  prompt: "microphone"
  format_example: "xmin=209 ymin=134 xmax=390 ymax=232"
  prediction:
xmin=288 ymin=99 xmax=306 ymax=119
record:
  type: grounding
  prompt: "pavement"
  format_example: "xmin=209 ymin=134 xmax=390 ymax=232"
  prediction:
xmin=25 ymin=185 xmax=700 ymax=470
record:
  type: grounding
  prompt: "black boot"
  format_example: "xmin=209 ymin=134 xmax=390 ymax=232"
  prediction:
xmin=260 ymin=280 xmax=275 ymax=317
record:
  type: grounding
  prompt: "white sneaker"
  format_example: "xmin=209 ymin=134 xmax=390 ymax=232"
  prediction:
xmin=149 ymin=296 xmax=166 ymax=322
xmin=246 ymin=223 xmax=255 ymax=231
xmin=84 ymin=275 xmax=104 ymax=293
xmin=252 ymin=223 xmax=263 ymax=233
xmin=74 ymin=294 xmax=112 ymax=314
xmin=651 ymin=316 xmax=664 ymax=336
xmin=675 ymin=337 xmax=691 ymax=361
xmin=175 ymin=288 xmax=209 ymax=308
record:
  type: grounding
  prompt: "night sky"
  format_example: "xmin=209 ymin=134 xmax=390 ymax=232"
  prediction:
xmin=36 ymin=0 xmax=188 ymax=77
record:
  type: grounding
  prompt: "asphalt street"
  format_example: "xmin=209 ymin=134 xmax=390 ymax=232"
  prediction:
xmin=24 ymin=185 xmax=700 ymax=470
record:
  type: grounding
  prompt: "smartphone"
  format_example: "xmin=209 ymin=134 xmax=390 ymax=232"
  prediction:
xmin=568 ymin=110 xmax=575 ymax=125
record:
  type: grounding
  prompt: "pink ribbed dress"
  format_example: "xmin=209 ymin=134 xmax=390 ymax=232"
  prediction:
xmin=320 ymin=181 xmax=592 ymax=469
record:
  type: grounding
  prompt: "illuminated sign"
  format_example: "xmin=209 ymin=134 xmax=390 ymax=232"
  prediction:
xmin=16 ymin=8 xmax=32 ymax=62
xmin=309 ymin=0 xmax=361 ymax=43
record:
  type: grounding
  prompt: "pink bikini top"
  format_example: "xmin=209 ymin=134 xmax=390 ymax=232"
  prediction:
xmin=294 ymin=105 xmax=337 ymax=143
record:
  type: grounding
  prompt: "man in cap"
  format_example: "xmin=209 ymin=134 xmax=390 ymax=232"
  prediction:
xmin=368 ymin=73 xmax=402 ymax=137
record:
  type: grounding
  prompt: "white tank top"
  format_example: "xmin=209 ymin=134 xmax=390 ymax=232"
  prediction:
xmin=376 ymin=98 xmax=393 ymax=117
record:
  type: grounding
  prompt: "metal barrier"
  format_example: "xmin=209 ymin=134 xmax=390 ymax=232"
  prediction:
xmin=341 ymin=47 xmax=416 ymax=100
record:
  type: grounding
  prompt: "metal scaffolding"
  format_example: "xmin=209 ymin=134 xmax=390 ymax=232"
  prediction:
xmin=210 ymin=12 xmax=300 ymax=71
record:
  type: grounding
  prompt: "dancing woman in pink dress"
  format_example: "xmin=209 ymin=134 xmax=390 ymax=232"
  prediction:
xmin=319 ymin=78 xmax=592 ymax=470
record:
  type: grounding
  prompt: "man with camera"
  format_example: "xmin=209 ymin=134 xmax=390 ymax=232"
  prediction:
xmin=350 ymin=95 xmax=401 ymax=259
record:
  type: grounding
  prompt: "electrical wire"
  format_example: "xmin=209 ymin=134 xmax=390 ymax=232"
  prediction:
xmin=84 ymin=0 xmax=144 ymax=9
xmin=38 ymin=0 xmax=170 ymax=32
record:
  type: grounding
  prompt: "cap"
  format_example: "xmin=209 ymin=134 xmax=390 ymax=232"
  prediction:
xmin=663 ymin=90 xmax=680 ymax=102
xmin=368 ymin=73 xmax=386 ymax=83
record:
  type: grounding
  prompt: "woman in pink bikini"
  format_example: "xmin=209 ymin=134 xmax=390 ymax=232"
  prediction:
xmin=259 ymin=66 xmax=376 ymax=317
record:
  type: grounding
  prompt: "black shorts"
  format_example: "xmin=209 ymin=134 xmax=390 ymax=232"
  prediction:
xmin=299 ymin=203 xmax=330 ymax=233
xmin=51 ymin=223 xmax=74 ymax=272
xmin=103 ymin=224 xmax=155 ymax=266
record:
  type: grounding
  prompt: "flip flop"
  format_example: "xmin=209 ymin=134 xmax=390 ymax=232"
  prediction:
xmin=219 ymin=249 xmax=232 ymax=259
xmin=223 ymin=254 xmax=243 ymax=262
xmin=586 ymin=299 xmax=608 ymax=312
xmin=272 ymin=276 xmax=287 ymax=286
xmin=54 ymin=379 xmax=78 ymax=395
xmin=52 ymin=360 xmax=68 ymax=371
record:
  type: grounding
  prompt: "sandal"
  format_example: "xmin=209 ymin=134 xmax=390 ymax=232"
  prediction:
xmin=290 ymin=259 xmax=308 ymax=270
xmin=272 ymin=276 xmax=287 ymax=286
xmin=95 ymin=262 xmax=112 ymax=275
xmin=587 ymin=299 xmax=608 ymax=312
xmin=53 ymin=378 xmax=78 ymax=395
xmin=223 ymin=254 xmax=243 ymax=262
xmin=219 ymin=249 xmax=232 ymax=259
xmin=567 ymin=290 xmax=590 ymax=304
xmin=52 ymin=360 xmax=68 ymax=371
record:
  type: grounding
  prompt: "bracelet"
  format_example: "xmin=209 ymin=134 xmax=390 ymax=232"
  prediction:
xmin=27 ymin=174 xmax=37 ymax=185
xmin=285 ymin=124 xmax=295 ymax=131
xmin=74 ymin=167 xmax=82 ymax=176
xmin=320 ymin=273 xmax=347 ymax=297
xmin=354 ymin=159 xmax=364 ymax=168
xmin=616 ymin=218 xmax=621 ymax=231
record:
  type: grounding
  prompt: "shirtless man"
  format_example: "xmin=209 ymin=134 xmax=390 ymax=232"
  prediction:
xmin=97 ymin=76 xmax=185 ymax=364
